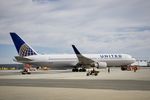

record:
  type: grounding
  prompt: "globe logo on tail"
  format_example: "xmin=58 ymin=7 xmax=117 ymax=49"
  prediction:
xmin=19 ymin=44 xmax=36 ymax=57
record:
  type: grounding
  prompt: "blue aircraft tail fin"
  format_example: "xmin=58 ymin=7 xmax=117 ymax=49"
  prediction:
xmin=10 ymin=32 xmax=38 ymax=57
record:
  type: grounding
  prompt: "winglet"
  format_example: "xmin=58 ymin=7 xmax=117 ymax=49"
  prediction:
xmin=72 ymin=45 xmax=81 ymax=55
xmin=72 ymin=45 xmax=94 ymax=65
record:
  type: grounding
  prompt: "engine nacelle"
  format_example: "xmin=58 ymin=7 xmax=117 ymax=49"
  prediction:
xmin=91 ymin=62 xmax=107 ymax=68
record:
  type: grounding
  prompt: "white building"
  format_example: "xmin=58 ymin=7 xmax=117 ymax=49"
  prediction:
xmin=131 ymin=60 xmax=148 ymax=67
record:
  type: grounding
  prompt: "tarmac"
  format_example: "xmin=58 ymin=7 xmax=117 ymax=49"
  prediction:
xmin=0 ymin=67 xmax=150 ymax=100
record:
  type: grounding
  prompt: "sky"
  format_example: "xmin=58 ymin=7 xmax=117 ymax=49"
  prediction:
xmin=0 ymin=0 xmax=150 ymax=64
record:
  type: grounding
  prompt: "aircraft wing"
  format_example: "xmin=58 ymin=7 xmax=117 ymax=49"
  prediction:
xmin=72 ymin=45 xmax=94 ymax=65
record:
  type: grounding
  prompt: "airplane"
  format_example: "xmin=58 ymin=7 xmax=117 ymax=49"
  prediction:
xmin=10 ymin=32 xmax=136 ymax=75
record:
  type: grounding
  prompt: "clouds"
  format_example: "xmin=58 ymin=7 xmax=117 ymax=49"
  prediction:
xmin=0 ymin=0 xmax=150 ymax=63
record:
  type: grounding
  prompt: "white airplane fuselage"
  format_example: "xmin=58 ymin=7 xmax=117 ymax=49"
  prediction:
xmin=19 ymin=54 xmax=136 ymax=69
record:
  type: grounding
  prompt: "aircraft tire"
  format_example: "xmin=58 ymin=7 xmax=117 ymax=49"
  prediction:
xmin=72 ymin=69 xmax=75 ymax=72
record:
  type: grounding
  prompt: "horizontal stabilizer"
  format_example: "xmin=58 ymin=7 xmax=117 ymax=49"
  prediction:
xmin=15 ymin=56 xmax=32 ymax=62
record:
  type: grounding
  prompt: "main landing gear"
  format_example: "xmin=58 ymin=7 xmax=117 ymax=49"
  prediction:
xmin=86 ymin=68 xmax=99 ymax=76
xmin=72 ymin=67 xmax=86 ymax=72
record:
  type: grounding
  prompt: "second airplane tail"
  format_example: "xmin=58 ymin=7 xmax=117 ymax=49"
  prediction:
xmin=10 ymin=32 xmax=38 ymax=57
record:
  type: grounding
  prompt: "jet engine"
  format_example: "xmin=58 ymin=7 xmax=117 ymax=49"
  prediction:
xmin=91 ymin=62 xmax=107 ymax=68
